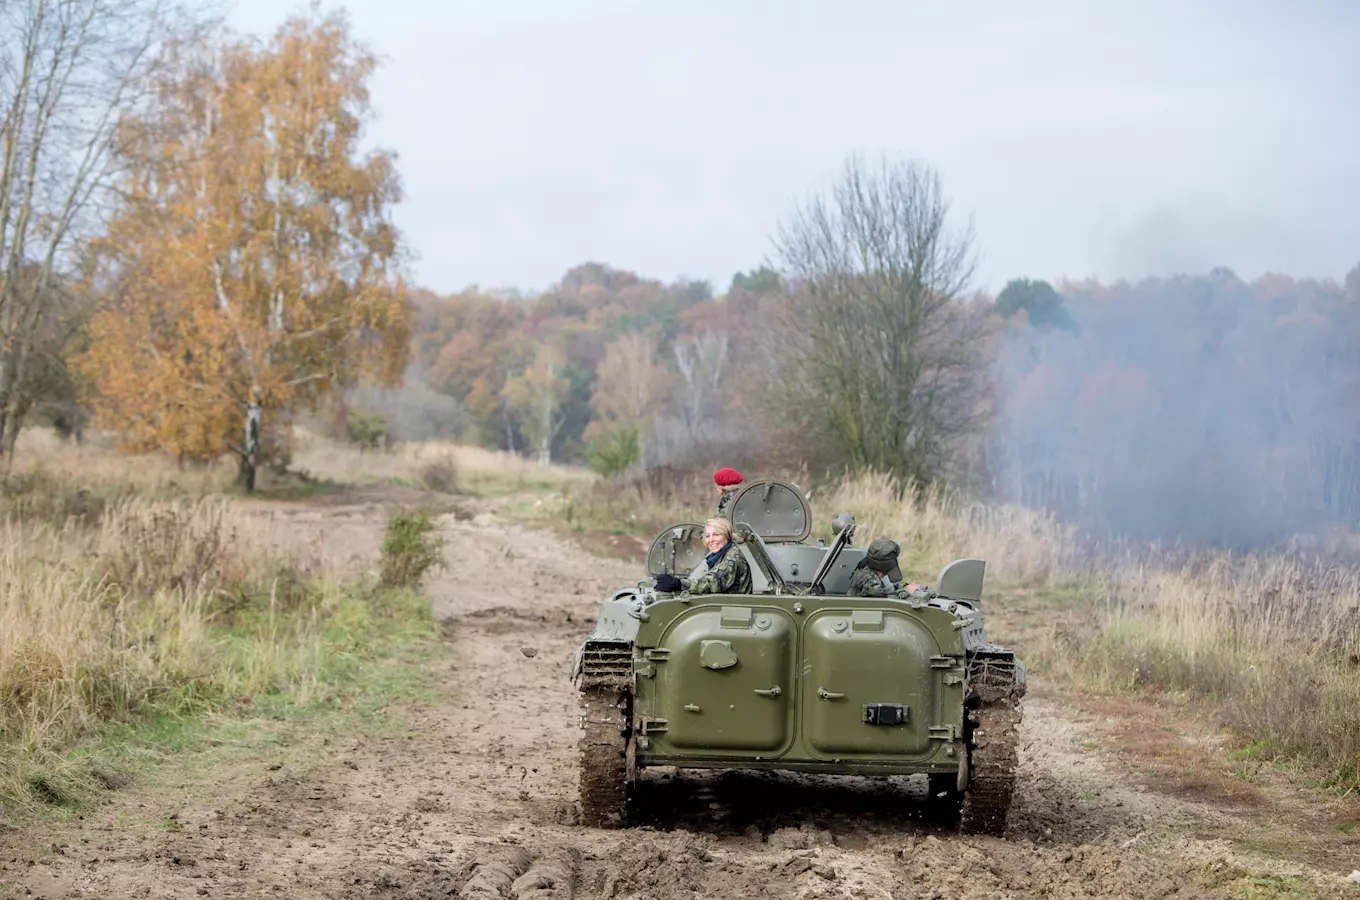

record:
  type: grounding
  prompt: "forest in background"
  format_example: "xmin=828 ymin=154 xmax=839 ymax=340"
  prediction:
xmin=5 ymin=1 xmax=1360 ymax=551
xmin=356 ymin=261 xmax=1360 ymax=551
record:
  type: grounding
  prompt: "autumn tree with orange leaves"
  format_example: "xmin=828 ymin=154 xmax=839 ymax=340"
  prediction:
xmin=83 ymin=10 xmax=409 ymax=487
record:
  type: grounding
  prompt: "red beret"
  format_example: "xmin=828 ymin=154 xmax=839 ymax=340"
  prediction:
xmin=713 ymin=467 xmax=744 ymax=486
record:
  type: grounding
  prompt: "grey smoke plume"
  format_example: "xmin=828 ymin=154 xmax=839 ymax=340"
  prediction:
xmin=988 ymin=266 xmax=1360 ymax=550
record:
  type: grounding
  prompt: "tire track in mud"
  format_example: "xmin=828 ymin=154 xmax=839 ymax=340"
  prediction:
xmin=0 ymin=504 xmax=1348 ymax=899
xmin=350 ymin=515 xmax=1231 ymax=899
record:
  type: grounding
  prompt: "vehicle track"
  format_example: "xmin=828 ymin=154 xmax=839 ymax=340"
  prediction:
xmin=0 ymin=497 xmax=1348 ymax=900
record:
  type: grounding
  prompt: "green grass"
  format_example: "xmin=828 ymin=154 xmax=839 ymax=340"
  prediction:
xmin=0 ymin=578 xmax=440 ymax=823
xmin=1228 ymin=739 xmax=1276 ymax=763
xmin=1229 ymin=874 xmax=1315 ymax=900
xmin=232 ymin=472 xmax=348 ymax=501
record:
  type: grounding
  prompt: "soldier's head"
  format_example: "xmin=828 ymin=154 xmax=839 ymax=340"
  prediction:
xmin=702 ymin=517 xmax=733 ymax=553
xmin=713 ymin=467 xmax=744 ymax=496
xmin=865 ymin=537 xmax=903 ymax=580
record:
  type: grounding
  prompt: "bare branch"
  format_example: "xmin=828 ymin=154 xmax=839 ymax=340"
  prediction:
xmin=212 ymin=257 xmax=260 ymax=388
xmin=0 ymin=0 xmax=179 ymax=453
xmin=283 ymin=372 xmax=328 ymax=388
xmin=769 ymin=155 xmax=987 ymax=484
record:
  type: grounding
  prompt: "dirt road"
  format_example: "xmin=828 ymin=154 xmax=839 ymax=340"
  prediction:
xmin=1 ymin=495 xmax=1353 ymax=899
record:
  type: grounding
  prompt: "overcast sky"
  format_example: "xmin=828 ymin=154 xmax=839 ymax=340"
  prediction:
xmin=226 ymin=1 xmax=1360 ymax=296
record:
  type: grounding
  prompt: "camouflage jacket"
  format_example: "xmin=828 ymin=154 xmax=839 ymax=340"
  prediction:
xmin=714 ymin=491 xmax=735 ymax=519
xmin=848 ymin=566 xmax=929 ymax=600
xmin=847 ymin=566 xmax=895 ymax=598
xmin=685 ymin=544 xmax=752 ymax=595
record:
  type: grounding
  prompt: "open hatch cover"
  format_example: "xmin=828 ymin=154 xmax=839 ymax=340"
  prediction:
xmin=728 ymin=479 xmax=813 ymax=543
xmin=646 ymin=522 xmax=709 ymax=577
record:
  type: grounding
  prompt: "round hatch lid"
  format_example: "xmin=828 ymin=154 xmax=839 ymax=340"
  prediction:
xmin=728 ymin=479 xmax=812 ymax=543
xmin=645 ymin=522 xmax=709 ymax=577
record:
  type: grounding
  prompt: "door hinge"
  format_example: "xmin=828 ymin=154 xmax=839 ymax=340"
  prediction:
xmin=640 ymin=717 xmax=669 ymax=734
xmin=929 ymin=724 xmax=959 ymax=741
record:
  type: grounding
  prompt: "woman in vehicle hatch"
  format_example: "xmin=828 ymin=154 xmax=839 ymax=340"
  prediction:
xmin=653 ymin=517 xmax=752 ymax=595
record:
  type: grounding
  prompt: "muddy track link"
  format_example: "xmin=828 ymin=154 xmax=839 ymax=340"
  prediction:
xmin=577 ymin=679 xmax=632 ymax=828
xmin=960 ymin=653 xmax=1024 ymax=836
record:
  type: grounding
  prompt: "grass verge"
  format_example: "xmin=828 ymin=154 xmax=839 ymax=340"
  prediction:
xmin=0 ymin=482 xmax=441 ymax=822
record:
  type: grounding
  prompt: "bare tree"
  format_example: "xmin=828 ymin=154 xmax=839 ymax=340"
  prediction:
xmin=673 ymin=330 xmax=727 ymax=439
xmin=590 ymin=330 xmax=668 ymax=429
xmin=0 ymin=0 xmax=171 ymax=461
xmin=502 ymin=343 xmax=568 ymax=465
xmin=770 ymin=155 xmax=989 ymax=485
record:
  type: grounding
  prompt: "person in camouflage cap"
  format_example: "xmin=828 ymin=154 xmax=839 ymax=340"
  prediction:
xmin=848 ymin=537 xmax=922 ymax=598
xmin=653 ymin=517 xmax=752 ymax=596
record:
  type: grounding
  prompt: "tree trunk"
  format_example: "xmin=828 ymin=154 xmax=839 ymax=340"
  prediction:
xmin=241 ymin=399 xmax=262 ymax=493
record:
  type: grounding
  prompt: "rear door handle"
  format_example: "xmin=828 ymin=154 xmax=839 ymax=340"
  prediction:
xmin=817 ymin=688 xmax=845 ymax=700
xmin=753 ymin=686 xmax=782 ymax=697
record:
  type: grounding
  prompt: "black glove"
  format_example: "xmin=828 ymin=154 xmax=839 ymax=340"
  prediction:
xmin=654 ymin=573 xmax=683 ymax=593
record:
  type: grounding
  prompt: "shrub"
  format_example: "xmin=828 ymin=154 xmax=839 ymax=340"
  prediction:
xmin=346 ymin=411 xmax=390 ymax=452
xmin=584 ymin=426 xmax=640 ymax=478
xmin=418 ymin=451 xmax=459 ymax=493
xmin=379 ymin=508 xmax=446 ymax=587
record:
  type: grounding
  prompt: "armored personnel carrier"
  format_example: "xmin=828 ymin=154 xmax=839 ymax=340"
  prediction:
xmin=571 ymin=479 xmax=1026 ymax=834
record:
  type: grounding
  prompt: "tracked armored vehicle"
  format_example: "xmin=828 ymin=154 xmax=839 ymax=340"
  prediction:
xmin=571 ymin=479 xmax=1026 ymax=835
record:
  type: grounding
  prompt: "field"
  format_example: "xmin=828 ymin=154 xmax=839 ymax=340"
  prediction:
xmin=0 ymin=431 xmax=1358 ymax=899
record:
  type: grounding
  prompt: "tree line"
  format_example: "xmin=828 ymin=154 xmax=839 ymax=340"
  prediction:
xmin=6 ymin=1 xmax=1360 ymax=548
xmin=400 ymin=179 xmax=1360 ymax=548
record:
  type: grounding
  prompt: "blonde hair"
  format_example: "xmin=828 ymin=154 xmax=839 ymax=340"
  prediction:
xmin=704 ymin=517 xmax=733 ymax=542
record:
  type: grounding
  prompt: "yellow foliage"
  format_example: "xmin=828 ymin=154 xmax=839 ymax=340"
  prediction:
xmin=584 ymin=329 xmax=668 ymax=444
xmin=502 ymin=343 xmax=569 ymax=464
xmin=81 ymin=10 xmax=409 ymax=461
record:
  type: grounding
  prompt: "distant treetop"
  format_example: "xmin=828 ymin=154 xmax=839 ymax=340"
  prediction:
xmin=729 ymin=266 xmax=784 ymax=296
xmin=994 ymin=278 xmax=1076 ymax=330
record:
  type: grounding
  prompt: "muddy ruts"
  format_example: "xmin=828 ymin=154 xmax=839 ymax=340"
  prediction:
xmin=457 ymin=845 xmax=582 ymax=900
xmin=460 ymin=847 xmax=534 ymax=899
xmin=577 ymin=678 xmax=632 ymax=828
xmin=959 ymin=652 xmax=1024 ymax=836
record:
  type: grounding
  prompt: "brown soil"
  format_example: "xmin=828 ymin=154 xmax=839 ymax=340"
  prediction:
xmin=1 ymin=492 xmax=1356 ymax=899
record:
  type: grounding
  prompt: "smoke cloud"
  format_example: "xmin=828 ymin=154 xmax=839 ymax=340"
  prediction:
xmin=988 ymin=266 xmax=1360 ymax=550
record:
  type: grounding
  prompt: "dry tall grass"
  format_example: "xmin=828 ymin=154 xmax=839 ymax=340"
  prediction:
xmin=290 ymin=426 xmax=594 ymax=496
xmin=820 ymin=473 xmax=1080 ymax=585
xmin=10 ymin=428 xmax=235 ymax=498
xmin=10 ymin=425 xmax=593 ymax=506
xmin=0 ymin=486 xmax=429 ymax=817
xmin=1044 ymin=557 xmax=1360 ymax=786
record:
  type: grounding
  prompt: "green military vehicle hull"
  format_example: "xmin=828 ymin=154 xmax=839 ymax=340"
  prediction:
xmin=573 ymin=480 xmax=1025 ymax=835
